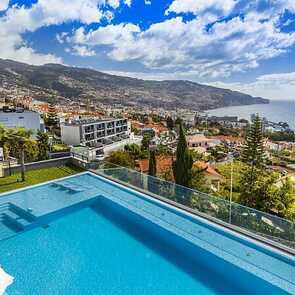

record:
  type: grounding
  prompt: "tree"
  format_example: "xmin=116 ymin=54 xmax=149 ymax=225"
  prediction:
xmin=239 ymin=169 xmax=295 ymax=219
xmin=156 ymin=144 xmax=172 ymax=156
xmin=172 ymin=123 xmax=193 ymax=187
xmin=166 ymin=116 xmax=174 ymax=130
xmin=9 ymin=128 xmax=34 ymax=181
xmin=175 ymin=117 xmax=183 ymax=126
xmin=107 ymin=150 xmax=135 ymax=168
xmin=37 ymin=131 xmax=50 ymax=160
xmin=275 ymin=179 xmax=295 ymax=220
xmin=241 ymin=115 xmax=265 ymax=167
xmin=148 ymin=150 xmax=157 ymax=177
xmin=191 ymin=167 xmax=207 ymax=193
xmin=141 ymin=134 xmax=152 ymax=150
xmin=0 ymin=125 xmax=12 ymax=160
xmin=46 ymin=104 xmax=58 ymax=132
xmin=241 ymin=115 xmax=265 ymax=187
xmin=24 ymin=140 xmax=39 ymax=162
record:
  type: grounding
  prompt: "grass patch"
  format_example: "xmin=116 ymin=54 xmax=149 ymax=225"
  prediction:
xmin=0 ymin=165 xmax=85 ymax=194
xmin=51 ymin=144 xmax=70 ymax=152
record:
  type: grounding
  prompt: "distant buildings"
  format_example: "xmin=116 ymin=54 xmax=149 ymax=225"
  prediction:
xmin=178 ymin=112 xmax=197 ymax=127
xmin=0 ymin=107 xmax=43 ymax=132
xmin=206 ymin=116 xmax=248 ymax=128
xmin=187 ymin=134 xmax=219 ymax=152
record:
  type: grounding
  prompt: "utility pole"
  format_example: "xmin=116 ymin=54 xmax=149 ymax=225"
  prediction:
xmin=229 ymin=153 xmax=234 ymax=224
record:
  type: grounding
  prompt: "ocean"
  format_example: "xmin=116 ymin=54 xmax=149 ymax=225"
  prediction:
xmin=206 ymin=100 xmax=295 ymax=130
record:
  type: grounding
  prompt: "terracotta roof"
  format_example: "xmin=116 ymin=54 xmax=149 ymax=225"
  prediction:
xmin=193 ymin=161 xmax=222 ymax=178
xmin=136 ymin=156 xmax=172 ymax=174
xmin=131 ymin=121 xmax=145 ymax=129
xmin=131 ymin=120 xmax=168 ymax=134
xmin=187 ymin=134 xmax=211 ymax=142
xmin=208 ymin=135 xmax=243 ymax=142
xmin=144 ymin=123 xmax=168 ymax=134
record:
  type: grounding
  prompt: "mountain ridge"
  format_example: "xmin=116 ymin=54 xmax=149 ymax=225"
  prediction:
xmin=0 ymin=58 xmax=269 ymax=110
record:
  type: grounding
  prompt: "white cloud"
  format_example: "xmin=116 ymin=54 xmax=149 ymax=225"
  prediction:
xmin=56 ymin=32 xmax=68 ymax=44
xmin=0 ymin=0 xmax=106 ymax=64
xmin=124 ymin=0 xmax=132 ymax=7
xmin=0 ymin=0 xmax=9 ymax=11
xmin=209 ymin=72 xmax=295 ymax=100
xmin=166 ymin=0 xmax=236 ymax=16
xmin=68 ymin=10 xmax=295 ymax=78
xmin=107 ymin=0 xmax=120 ymax=9
xmin=68 ymin=45 xmax=96 ymax=57
xmin=71 ymin=23 xmax=140 ymax=46
xmin=0 ymin=0 xmax=295 ymax=96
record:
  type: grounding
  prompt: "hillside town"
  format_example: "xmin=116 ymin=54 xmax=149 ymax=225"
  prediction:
xmin=1 ymin=94 xmax=295 ymax=221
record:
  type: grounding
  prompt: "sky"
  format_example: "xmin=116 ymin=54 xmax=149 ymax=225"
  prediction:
xmin=0 ymin=0 xmax=295 ymax=100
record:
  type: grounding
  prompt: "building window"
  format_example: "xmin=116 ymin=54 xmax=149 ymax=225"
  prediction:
xmin=85 ymin=134 xmax=94 ymax=141
xmin=85 ymin=125 xmax=94 ymax=133
xmin=97 ymin=131 xmax=105 ymax=138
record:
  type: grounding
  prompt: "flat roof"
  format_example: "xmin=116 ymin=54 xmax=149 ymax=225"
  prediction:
xmin=63 ymin=118 xmax=127 ymax=126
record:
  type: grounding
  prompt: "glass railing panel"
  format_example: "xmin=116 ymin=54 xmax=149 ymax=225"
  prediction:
xmin=92 ymin=164 xmax=295 ymax=250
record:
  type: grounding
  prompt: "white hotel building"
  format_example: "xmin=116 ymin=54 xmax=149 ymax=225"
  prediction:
xmin=61 ymin=118 xmax=142 ymax=160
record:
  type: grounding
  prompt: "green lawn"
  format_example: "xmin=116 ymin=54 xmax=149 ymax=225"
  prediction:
xmin=0 ymin=165 xmax=85 ymax=194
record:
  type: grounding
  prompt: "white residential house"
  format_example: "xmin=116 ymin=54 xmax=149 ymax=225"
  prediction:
xmin=0 ymin=108 xmax=43 ymax=133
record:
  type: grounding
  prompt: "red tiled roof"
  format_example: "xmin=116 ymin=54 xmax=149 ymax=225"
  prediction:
xmin=186 ymin=134 xmax=213 ymax=143
xmin=131 ymin=121 xmax=168 ymax=134
xmin=208 ymin=135 xmax=243 ymax=142
xmin=136 ymin=156 xmax=172 ymax=174
xmin=144 ymin=123 xmax=168 ymax=134
xmin=193 ymin=161 xmax=222 ymax=178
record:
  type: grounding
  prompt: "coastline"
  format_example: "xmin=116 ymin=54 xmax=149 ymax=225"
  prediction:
xmin=205 ymin=100 xmax=295 ymax=130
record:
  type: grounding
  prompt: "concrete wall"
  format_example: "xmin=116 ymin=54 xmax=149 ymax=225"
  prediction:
xmin=1 ymin=156 xmax=97 ymax=176
xmin=61 ymin=125 xmax=81 ymax=145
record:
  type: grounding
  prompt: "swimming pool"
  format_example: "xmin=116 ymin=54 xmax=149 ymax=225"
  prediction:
xmin=0 ymin=172 xmax=294 ymax=294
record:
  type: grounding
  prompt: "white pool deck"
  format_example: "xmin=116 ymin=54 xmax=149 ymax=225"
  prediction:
xmin=0 ymin=266 xmax=13 ymax=295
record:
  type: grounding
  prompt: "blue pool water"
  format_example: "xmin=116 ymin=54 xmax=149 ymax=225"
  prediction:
xmin=0 ymin=173 xmax=294 ymax=294
xmin=0 ymin=203 xmax=240 ymax=295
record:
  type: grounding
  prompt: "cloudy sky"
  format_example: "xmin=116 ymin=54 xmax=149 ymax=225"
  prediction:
xmin=0 ymin=0 xmax=295 ymax=100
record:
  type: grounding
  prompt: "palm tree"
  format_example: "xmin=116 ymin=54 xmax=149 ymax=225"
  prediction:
xmin=0 ymin=125 xmax=7 ymax=155
xmin=0 ymin=126 xmax=14 ymax=175
xmin=9 ymin=128 xmax=34 ymax=182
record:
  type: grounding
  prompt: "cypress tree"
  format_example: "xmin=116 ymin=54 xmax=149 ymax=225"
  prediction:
xmin=173 ymin=123 xmax=193 ymax=187
xmin=166 ymin=116 xmax=174 ymax=130
xmin=148 ymin=150 xmax=157 ymax=177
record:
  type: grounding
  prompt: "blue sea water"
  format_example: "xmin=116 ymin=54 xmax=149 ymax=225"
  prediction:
xmin=206 ymin=100 xmax=295 ymax=130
